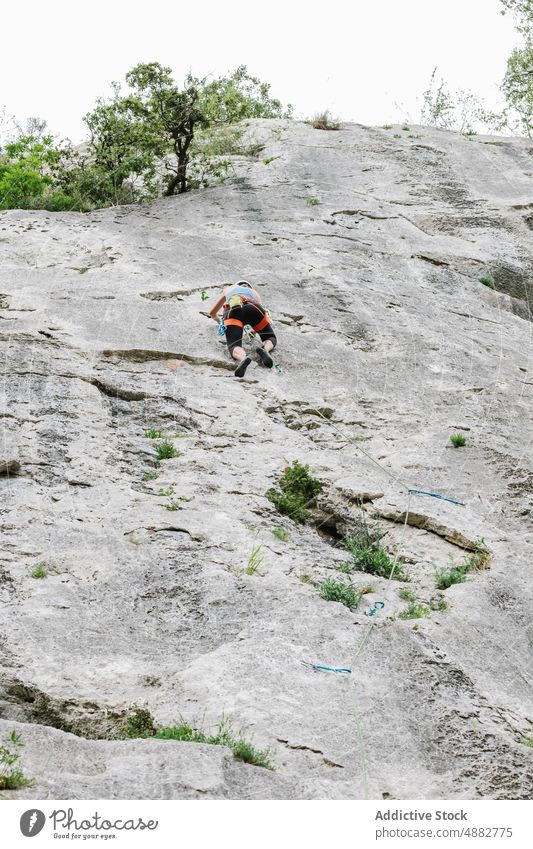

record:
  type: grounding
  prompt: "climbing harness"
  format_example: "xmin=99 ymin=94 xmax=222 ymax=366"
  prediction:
xmin=364 ymin=600 xmax=385 ymax=617
xmin=302 ymin=662 xmax=352 ymax=674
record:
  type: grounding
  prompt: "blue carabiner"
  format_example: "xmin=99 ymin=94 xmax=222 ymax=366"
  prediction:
xmin=365 ymin=600 xmax=385 ymax=617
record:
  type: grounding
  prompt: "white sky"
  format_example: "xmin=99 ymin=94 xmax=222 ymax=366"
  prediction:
xmin=1 ymin=0 xmax=521 ymax=141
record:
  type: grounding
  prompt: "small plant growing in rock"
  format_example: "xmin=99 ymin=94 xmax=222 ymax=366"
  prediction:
xmin=450 ymin=432 xmax=466 ymax=447
xmin=479 ymin=276 xmax=495 ymax=288
xmin=319 ymin=578 xmax=361 ymax=610
xmin=429 ymin=593 xmax=447 ymax=611
xmin=522 ymin=737 xmax=533 ymax=748
xmin=399 ymin=588 xmax=416 ymax=602
xmin=382 ymin=124 xmax=393 ymax=129
xmin=465 ymin=539 xmax=490 ymax=570
xmin=155 ymin=441 xmax=180 ymax=460
xmin=309 ymin=110 xmax=341 ymax=130
xmin=165 ymin=499 xmax=183 ymax=511
xmin=402 ymin=125 xmax=410 ymax=131
xmin=157 ymin=486 xmax=175 ymax=497
xmin=245 ymin=544 xmax=263 ymax=575
xmin=143 ymin=470 xmax=159 ymax=481
xmin=435 ymin=562 xmax=470 ymax=590
xmin=155 ymin=719 xmax=274 ymax=769
xmin=144 ymin=429 xmax=164 ymax=438
xmin=0 ymin=730 xmax=33 ymax=790
xmin=31 ymin=563 xmax=48 ymax=579
xmin=266 ymin=461 xmax=323 ymax=524
xmin=306 ymin=196 xmax=320 ymax=206
xmin=342 ymin=516 xmax=409 ymax=581
xmin=398 ymin=601 xmax=430 ymax=620
xmin=299 ymin=573 xmax=317 ymax=585
xmin=123 ymin=706 xmax=156 ymax=739
xmin=263 ymin=156 xmax=277 ymax=165
xmin=271 ymin=527 xmax=289 ymax=541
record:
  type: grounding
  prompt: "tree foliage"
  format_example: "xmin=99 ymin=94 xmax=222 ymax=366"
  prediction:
xmin=502 ymin=44 xmax=533 ymax=135
xmin=0 ymin=63 xmax=290 ymax=211
xmin=500 ymin=1 xmax=533 ymax=135
xmin=420 ymin=68 xmax=503 ymax=134
xmin=500 ymin=0 xmax=532 ymax=38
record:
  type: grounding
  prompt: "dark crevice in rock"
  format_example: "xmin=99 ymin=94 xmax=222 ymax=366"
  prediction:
xmin=0 ymin=680 xmax=125 ymax=740
xmin=101 ymin=349 xmax=234 ymax=371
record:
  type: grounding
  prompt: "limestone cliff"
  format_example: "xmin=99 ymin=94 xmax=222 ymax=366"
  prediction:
xmin=0 ymin=120 xmax=532 ymax=799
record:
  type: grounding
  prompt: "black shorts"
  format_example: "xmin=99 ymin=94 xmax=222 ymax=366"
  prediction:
xmin=224 ymin=302 xmax=277 ymax=353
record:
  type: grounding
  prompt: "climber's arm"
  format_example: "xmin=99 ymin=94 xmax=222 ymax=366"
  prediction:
xmin=210 ymin=293 xmax=226 ymax=322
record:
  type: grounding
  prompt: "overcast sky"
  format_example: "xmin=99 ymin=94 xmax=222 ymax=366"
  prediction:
xmin=1 ymin=0 xmax=520 ymax=141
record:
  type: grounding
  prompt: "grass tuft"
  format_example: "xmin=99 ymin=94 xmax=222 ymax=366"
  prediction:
xmin=398 ymin=601 xmax=430 ymax=619
xmin=245 ymin=544 xmax=263 ymax=575
xmin=31 ymin=563 xmax=48 ymax=579
xmin=399 ymin=588 xmax=416 ymax=602
xmin=450 ymin=432 xmax=466 ymax=448
xmin=306 ymin=196 xmax=320 ymax=206
xmin=435 ymin=563 xmax=469 ymax=589
xmin=155 ymin=720 xmax=274 ymax=769
xmin=309 ymin=110 xmax=341 ymax=130
xmin=435 ymin=541 xmax=489 ymax=590
xmin=157 ymin=486 xmax=174 ymax=497
xmin=319 ymin=578 xmax=361 ymax=610
xmin=144 ymin=429 xmax=164 ymax=438
xmin=143 ymin=470 xmax=159 ymax=481
xmin=271 ymin=527 xmax=289 ymax=542
xmin=342 ymin=516 xmax=409 ymax=581
xmin=155 ymin=441 xmax=180 ymax=461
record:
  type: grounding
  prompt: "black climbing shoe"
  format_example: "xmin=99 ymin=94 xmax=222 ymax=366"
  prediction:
xmin=257 ymin=347 xmax=273 ymax=368
xmin=234 ymin=356 xmax=252 ymax=378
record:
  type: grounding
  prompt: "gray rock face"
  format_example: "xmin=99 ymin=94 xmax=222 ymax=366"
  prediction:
xmin=0 ymin=120 xmax=532 ymax=800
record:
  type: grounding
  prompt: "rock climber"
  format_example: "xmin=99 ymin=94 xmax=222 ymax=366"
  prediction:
xmin=209 ymin=281 xmax=277 ymax=377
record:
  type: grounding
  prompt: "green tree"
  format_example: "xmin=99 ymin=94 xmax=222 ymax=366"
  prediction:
xmin=502 ymin=45 xmax=533 ymax=135
xmin=500 ymin=0 xmax=533 ymax=135
xmin=0 ymin=135 xmax=59 ymax=209
xmin=85 ymin=62 xmax=290 ymax=197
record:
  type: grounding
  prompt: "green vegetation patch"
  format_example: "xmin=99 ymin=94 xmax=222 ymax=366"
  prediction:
xmin=318 ymin=578 xmax=361 ymax=610
xmin=155 ymin=440 xmax=180 ymax=460
xmin=450 ymin=432 xmax=466 ymax=448
xmin=342 ymin=516 xmax=409 ymax=581
xmin=31 ymin=563 xmax=48 ymax=579
xmin=266 ymin=461 xmax=323 ymax=524
xmin=0 ymin=730 xmax=33 ymax=790
xmin=398 ymin=601 xmax=430 ymax=620
xmin=124 ymin=709 xmax=274 ymax=769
